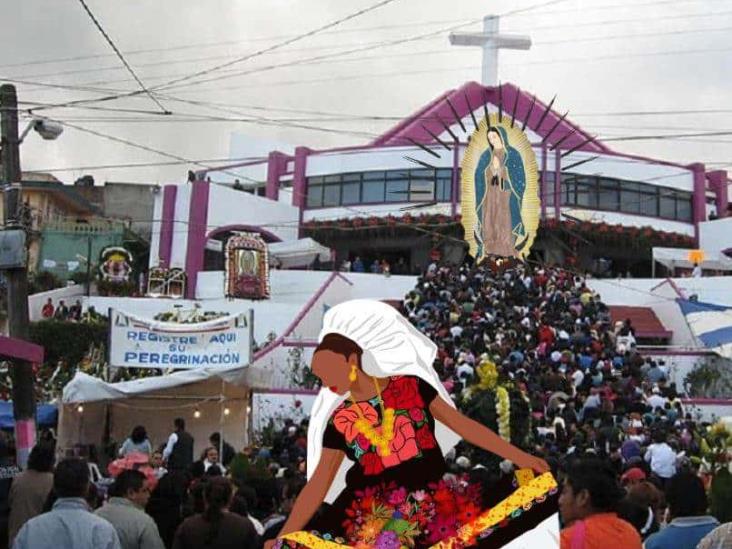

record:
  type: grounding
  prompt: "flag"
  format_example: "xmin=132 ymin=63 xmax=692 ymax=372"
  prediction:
xmin=677 ymin=298 xmax=732 ymax=359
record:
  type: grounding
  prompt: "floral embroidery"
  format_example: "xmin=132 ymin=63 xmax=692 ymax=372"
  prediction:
xmin=333 ymin=403 xmax=378 ymax=444
xmin=341 ymin=475 xmax=482 ymax=548
xmin=382 ymin=376 xmax=424 ymax=409
xmin=381 ymin=415 xmax=419 ymax=468
xmin=330 ymin=376 xmax=436 ymax=473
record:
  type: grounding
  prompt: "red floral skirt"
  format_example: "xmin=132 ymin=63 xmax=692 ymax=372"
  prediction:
xmin=274 ymin=472 xmax=559 ymax=549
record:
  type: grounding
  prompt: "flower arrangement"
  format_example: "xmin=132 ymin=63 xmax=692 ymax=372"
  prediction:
xmin=495 ymin=386 xmax=511 ymax=442
xmin=302 ymin=214 xmax=462 ymax=234
xmin=539 ymin=219 xmax=694 ymax=248
xmin=341 ymin=475 xmax=482 ymax=547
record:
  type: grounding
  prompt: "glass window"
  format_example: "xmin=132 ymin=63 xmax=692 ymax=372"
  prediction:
xmin=574 ymin=176 xmax=597 ymax=208
xmin=620 ymin=187 xmax=640 ymax=214
xmin=659 ymin=191 xmax=676 ymax=219
xmin=409 ymin=179 xmax=435 ymax=201
xmin=598 ymin=179 xmax=619 ymax=211
xmin=677 ymin=196 xmax=692 ymax=221
xmin=342 ymin=182 xmax=360 ymax=205
xmin=362 ymin=179 xmax=385 ymax=203
xmin=639 ymin=191 xmax=658 ymax=216
xmin=386 ymin=178 xmax=408 ymax=202
xmin=306 ymin=184 xmax=323 ymax=207
xmin=543 ymin=171 xmax=555 ymax=207
xmin=324 ymin=175 xmax=341 ymax=184
xmin=322 ymin=184 xmax=340 ymax=207
xmin=363 ymin=171 xmax=385 ymax=181
xmin=560 ymin=173 xmax=575 ymax=205
xmin=436 ymin=178 xmax=452 ymax=201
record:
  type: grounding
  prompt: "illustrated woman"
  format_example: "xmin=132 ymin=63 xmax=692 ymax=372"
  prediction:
xmin=267 ymin=300 xmax=559 ymax=549
xmin=476 ymin=127 xmax=526 ymax=258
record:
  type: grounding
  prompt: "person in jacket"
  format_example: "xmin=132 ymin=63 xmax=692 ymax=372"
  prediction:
xmin=644 ymin=471 xmax=719 ymax=549
xmin=163 ymin=418 xmax=194 ymax=472
xmin=172 ymin=477 xmax=258 ymax=549
xmin=7 ymin=443 xmax=55 ymax=545
xmin=95 ymin=470 xmax=165 ymax=549
xmin=12 ymin=458 xmax=121 ymax=549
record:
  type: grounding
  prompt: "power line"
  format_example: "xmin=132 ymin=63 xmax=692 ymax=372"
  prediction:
xmin=75 ymin=0 xmax=169 ymax=114
xmin=0 ymin=0 xmax=718 ymax=73
xmin=152 ymin=0 xmax=403 ymax=91
xmin=38 ymin=116 xmax=261 ymax=182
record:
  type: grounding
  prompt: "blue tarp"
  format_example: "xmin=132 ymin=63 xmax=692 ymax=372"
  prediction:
xmin=0 ymin=401 xmax=58 ymax=429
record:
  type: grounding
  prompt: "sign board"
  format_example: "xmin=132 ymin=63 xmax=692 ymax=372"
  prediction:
xmin=109 ymin=309 xmax=252 ymax=369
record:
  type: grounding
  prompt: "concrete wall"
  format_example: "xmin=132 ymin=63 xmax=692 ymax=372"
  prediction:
xmin=700 ymin=218 xmax=732 ymax=255
xmin=29 ymin=284 xmax=85 ymax=321
xmin=206 ymin=183 xmax=299 ymax=242
xmin=102 ymin=183 xmax=155 ymax=241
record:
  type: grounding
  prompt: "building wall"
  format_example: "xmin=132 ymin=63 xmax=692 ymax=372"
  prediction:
xmin=102 ymin=183 xmax=155 ymax=241
xmin=206 ymin=183 xmax=299 ymax=242
xmin=700 ymin=218 xmax=732 ymax=255
xmin=39 ymin=221 xmax=126 ymax=281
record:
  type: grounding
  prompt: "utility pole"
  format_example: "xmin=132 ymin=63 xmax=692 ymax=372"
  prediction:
xmin=1 ymin=84 xmax=35 ymax=468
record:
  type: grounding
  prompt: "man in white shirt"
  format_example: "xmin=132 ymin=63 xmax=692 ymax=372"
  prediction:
xmin=646 ymin=387 xmax=667 ymax=411
xmin=692 ymin=262 xmax=702 ymax=278
xmin=644 ymin=430 xmax=677 ymax=482
xmin=162 ymin=418 xmax=194 ymax=471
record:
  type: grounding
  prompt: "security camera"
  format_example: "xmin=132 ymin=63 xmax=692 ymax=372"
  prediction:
xmin=32 ymin=119 xmax=64 ymax=140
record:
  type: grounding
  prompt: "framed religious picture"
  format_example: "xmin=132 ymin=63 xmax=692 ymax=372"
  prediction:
xmin=225 ymin=233 xmax=270 ymax=299
xmin=461 ymin=114 xmax=540 ymax=262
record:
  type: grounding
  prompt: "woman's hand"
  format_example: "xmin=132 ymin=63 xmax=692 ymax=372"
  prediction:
xmin=513 ymin=453 xmax=551 ymax=476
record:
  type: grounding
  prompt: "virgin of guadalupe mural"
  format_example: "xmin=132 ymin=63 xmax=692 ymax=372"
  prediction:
xmin=461 ymin=116 xmax=540 ymax=262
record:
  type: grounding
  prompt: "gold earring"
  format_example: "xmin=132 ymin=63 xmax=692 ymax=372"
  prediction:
xmin=349 ymin=364 xmax=358 ymax=383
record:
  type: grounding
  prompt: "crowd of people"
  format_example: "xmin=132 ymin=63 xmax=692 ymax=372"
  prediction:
xmin=4 ymin=258 xmax=732 ymax=549
xmin=40 ymin=298 xmax=102 ymax=323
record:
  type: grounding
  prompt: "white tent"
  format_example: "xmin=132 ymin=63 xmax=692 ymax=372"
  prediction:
xmin=58 ymin=366 xmax=252 ymax=462
xmin=652 ymin=247 xmax=732 ymax=276
xmin=268 ymin=238 xmax=332 ymax=269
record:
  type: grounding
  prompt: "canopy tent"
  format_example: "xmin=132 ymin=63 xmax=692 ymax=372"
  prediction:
xmin=58 ymin=366 xmax=251 ymax=461
xmin=268 ymin=238 xmax=332 ymax=269
xmin=652 ymin=247 xmax=732 ymax=276
xmin=0 ymin=402 xmax=57 ymax=430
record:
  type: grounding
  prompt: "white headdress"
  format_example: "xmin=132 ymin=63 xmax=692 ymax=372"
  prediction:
xmin=307 ymin=299 xmax=460 ymax=503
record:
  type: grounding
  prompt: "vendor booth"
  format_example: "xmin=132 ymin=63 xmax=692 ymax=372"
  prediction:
xmin=652 ymin=247 xmax=732 ymax=277
xmin=268 ymin=238 xmax=332 ymax=269
xmin=57 ymin=366 xmax=251 ymax=461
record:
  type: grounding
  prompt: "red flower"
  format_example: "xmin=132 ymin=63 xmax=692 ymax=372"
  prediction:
xmin=409 ymin=407 xmax=425 ymax=422
xmin=355 ymin=433 xmax=371 ymax=451
xmin=382 ymin=377 xmax=424 ymax=409
xmin=360 ymin=452 xmax=385 ymax=476
xmin=381 ymin=415 xmax=419 ymax=468
xmin=416 ymin=424 xmax=437 ymax=450
xmin=457 ymin=503 xmax=481 ymax=524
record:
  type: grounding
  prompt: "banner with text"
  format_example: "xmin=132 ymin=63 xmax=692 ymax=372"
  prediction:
xmin=110 ymin=310 xmax=252 ymax=369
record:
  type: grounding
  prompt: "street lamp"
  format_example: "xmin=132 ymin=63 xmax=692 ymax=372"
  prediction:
xmin=18 ymin=118 xmax=64 ymax=144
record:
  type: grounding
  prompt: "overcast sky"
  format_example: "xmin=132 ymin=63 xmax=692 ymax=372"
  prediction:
xmin=2 ymin=0 xmax=730 ymax=185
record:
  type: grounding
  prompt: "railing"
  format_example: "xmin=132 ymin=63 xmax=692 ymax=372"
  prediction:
xmin=42 ymin=218 xmax=128 ymax=233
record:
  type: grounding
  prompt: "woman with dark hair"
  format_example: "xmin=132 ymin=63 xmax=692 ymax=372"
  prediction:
xmin=8 ymin=443 xmax=55 ymax=545
xmin=172 ymin=477 xmax=258 ymax=549
xmin=559 ymin=458 xmax=641 ymax=548
xmin=267 ymin=300 xmax=557 ymax=549
xmin=119 ymin=425 xmax=152 ymax=457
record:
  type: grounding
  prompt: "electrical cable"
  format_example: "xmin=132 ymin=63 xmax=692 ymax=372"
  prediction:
xmin=75 ymin=0 xmax=170 ymax=114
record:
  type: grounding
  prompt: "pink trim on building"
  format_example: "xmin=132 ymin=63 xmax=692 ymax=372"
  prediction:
xmin=0 ymin=336 xmax=44 ymax=363
xmin=184 ymin=180 xmax=210 ymax=299
xmin=708 ymin=170 xmax=729 ymax=218
xmin=266 ymin=151 xmax=291 ymax=200
xmin=159 ymin=185 xmax=177 ymax=268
